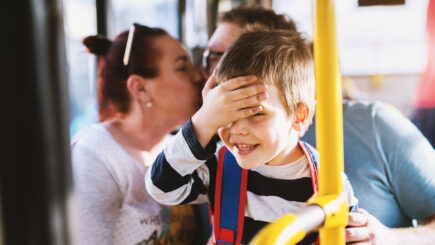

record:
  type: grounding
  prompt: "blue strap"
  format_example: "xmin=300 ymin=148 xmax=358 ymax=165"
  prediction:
xmin=218 ymin=150 xmax=242 ymax=244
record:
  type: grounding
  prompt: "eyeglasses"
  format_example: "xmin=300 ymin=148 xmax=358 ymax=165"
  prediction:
xmin=202 ymin=49 xmax=225 ymax=76
xmin=123 ymin=23 xmax=162 ymax=66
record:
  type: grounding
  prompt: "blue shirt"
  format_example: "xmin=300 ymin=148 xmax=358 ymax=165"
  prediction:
xmin=302 ymin=101 xmax=435 ymax=227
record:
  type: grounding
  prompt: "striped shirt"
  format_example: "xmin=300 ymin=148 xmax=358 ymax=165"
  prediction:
xmin=146 ymin=120 xmax=358 ymax=244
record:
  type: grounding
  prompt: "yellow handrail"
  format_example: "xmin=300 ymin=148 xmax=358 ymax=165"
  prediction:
xmin=248 ymin=0 xmax=347 ymax=244
xmin=314 ymin=0 xmax=346 ymax=243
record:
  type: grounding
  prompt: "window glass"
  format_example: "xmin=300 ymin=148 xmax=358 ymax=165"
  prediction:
xmin=112 ymin=0 xmax=179 ymax=38
xmin=184 ymin=0 xmax=208 ymax=49
xmin=273 ymin=0 xmax=428 ymax=75
xmin=64 ymin=0 xmax=98 ymax=137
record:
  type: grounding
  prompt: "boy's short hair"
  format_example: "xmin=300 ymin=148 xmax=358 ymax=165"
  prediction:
xmin=218 ymin=5 xmax=297 ymax=33
xmin=215 ymin=30 xmax=315 ymax=132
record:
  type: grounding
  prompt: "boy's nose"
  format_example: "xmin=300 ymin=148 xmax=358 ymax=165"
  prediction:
xmin=229 ymin=119 xmax=249 ymax=136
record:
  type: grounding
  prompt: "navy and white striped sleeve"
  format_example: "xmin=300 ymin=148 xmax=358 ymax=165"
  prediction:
xmin=342 ymin=172 xmax=359 ymax=212
xmin=145 ymin=119 xmax=218 ymax=205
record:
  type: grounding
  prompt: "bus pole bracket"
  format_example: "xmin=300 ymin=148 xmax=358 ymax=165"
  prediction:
xmin=308 ymin=192 xmax=348 ymax=229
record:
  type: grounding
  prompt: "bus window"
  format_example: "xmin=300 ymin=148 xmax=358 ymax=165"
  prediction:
xmin=183 ymin=0 xmax=208 ymax=50
xmin=273 ymin=0 xmax=429 ymax=117
xmin=111 ymin=0 xmax=179 ymax=38
xmin=64 ymin=0 xmax=98 ymax=137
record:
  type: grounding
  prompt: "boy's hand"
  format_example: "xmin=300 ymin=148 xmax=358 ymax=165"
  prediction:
xmin=201 ymin=72 xmax=267 ymax=127
xmin=192 ymin=72 xmax=268 ymax=147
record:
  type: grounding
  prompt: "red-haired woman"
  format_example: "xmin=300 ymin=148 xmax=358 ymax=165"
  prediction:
xmin=71 ymin=24 xmax=203 ymax=244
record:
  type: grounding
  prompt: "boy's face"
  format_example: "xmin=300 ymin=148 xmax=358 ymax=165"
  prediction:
xmin=218 ymin=84 xmax=304 ymax=169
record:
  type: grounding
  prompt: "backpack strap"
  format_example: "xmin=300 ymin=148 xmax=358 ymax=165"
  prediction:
xmin=298 ymin=141 xmax=319 ymax=193
xmin=213 ymin=146 xmax=248 ymax=245
xmin=212 ymin=143 xmax=318 ymax=244
xmin=299 ymin=141 xmax=320 ymax=245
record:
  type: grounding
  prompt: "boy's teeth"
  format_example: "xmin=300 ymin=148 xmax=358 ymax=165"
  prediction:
xmin=237 ymin=144 xmax=254 ymax=150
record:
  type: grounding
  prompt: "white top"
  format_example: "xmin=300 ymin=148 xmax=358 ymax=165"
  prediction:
xmin=71 ymin=123 xmax=196 ymax=245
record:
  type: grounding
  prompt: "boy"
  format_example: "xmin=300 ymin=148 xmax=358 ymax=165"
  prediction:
xmin=146 ymin=30 xmax=357 ymax=244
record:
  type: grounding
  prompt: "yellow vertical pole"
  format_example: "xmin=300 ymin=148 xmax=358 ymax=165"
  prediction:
xmin=314 ymin=0 xmax=345 ymax=244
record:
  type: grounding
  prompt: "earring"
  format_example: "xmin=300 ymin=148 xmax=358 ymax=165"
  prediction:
xmin=146 ymin=102 xmax=152 ymax=108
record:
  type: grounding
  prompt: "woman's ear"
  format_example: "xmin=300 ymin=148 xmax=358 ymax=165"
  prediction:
xmin=292 ymin=103 xmax=310 ymax=132
xmin=126 ymin=74 xmax=152 ymax=102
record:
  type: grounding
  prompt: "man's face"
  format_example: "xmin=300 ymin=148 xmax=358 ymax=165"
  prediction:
xmin=203 ymin=22 xmax=243 ymax=78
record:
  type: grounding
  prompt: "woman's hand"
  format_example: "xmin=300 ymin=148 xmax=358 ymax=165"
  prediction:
xmin=191 ymin=72 xmax=268 ymax=148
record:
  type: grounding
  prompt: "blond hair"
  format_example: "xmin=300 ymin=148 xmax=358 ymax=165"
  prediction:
xmin=215 ymin=30 xmax=315 ymax=132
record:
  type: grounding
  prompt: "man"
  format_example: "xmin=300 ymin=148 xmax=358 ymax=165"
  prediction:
xmin=202 ymin=5 xmax=435 ymax=244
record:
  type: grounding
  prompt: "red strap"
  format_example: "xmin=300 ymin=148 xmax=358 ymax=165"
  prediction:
xmin=213 ymin=146 xmax=227 ymax=241
xmin=220 ymin=228 xmax=234 ymax=243
xmin=298 ymin=141 xmax=318 ymax=193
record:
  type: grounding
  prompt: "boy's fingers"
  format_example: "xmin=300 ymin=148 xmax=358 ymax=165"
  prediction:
xmin=230 ymin=83 xmax=267 ymax=101
xmin=236 ymin=105 xmax=263 ymax=118
xmin=234 ymin=92 xmax=267 ymax=109
xmin=221 ymin=75 xmax=257 ymax=91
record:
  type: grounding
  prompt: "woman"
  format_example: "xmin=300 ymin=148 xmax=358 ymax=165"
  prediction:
xmin=71 ymin=24 xmax=203 ymax=244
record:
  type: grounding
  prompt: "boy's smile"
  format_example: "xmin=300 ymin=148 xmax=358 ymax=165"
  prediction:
xmin=234 ymin=143 xmax=259 ymax=155
xmin=218 ymin=84 xmax=306 ymax=169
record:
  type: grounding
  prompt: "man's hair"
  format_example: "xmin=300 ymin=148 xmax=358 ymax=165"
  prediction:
xmin=218 ymin=5 xmax=297 ymax=32
xmin=215 ymin=30 xmax=315 ymax=132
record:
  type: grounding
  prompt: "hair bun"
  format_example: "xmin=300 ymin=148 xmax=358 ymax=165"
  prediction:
xmin=83 ymin=35 xmax=112 ymax=56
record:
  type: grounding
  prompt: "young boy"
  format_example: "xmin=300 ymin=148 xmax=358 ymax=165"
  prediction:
xmin=146 ymin=30 xmax=357 ymax=244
